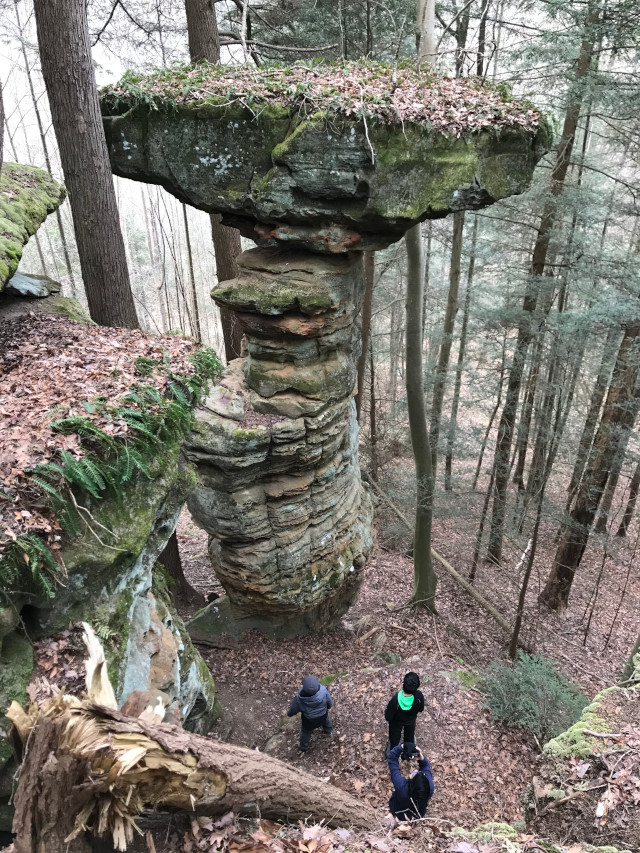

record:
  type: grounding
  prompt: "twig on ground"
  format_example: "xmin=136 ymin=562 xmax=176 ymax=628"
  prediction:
xmin=531 ymin=783 xmax=608 ymax=818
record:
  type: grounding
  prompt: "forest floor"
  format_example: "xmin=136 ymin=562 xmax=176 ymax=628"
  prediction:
xmin=175 ymin=482 xmax=640 ymax=831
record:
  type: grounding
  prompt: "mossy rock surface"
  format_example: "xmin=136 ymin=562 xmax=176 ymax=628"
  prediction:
xmin=541 ymin=686 xmax=618 ymax=763
xmin=0 ymin=163 xmax=66 ymax=289
xmin=100 ymin=64 xmax=549 ymax=250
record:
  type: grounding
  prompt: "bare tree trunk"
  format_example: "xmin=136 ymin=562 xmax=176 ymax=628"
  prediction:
xmin=369 ymin=342 xmax=379 ymax=480
xmin=472 ymin=334 xmax=507 ymax=491
xmin=486 ymin=5 xmax=599 ymax=564
xmin=430 ymin=210 xmax=464 ymax=476
xmin=10 ymin=98 xmax=55 ymax=278
xmin=422 ymin=222 xmax=432 ymax=347
xmin=15 ymin=3 xmax=77 ymax=293
xmin=184 ymin=0 xmax=243 ymax=362
xmin=491 ymin=0 xmax=506 ymax=80
xmin=471 ymin=460 xmax=495 ymax=582
xmin=211 ymin=216 xmax=244 ymax=360
xmin=509 ymin=356 xmax=569 ymax=655
xmin=366 ymin=0 xmax=374 ymax=54
xmin=390 ymin=296 xmax=400 ymax=408
xmin=543 ymin=322 xmax=640 ymax=611
xmin=185 ymin=0 xmax=221 ymax=60
xmin=524 ymin=282 xmax=574 ymax=515
xmin=512 ymin=349 xmax=539 ymax=493
xmin=183 ymin=203 xmax=202 ymax=341
xmin=445 ymin=214 xmax=477 ymax=490
xmin=12 ymin=704 xmax=376 ymax=853
xmin=477 ymin=0 xmax=491 ymax=76
xmin=416 ymin=0 xmax=436 ymax=64
xmin=485 ymin=286 xmax=539 ymax=563
xmin=33 ymin=0 xmax=138 ymax=329
xmin=617 ymin=459 xmax=640 ymax=537
xmin=565 ymin=324 xmax=622 ymax=513
xmin=405 ymin=224 xmax=437 ymax=612
xmin=158 ymin=529 xmax=201 ymax=602
xmin=356 ymin=251 xmax=375 ymax=421
xmin=595 ymin=429 xmax=632 ymax=533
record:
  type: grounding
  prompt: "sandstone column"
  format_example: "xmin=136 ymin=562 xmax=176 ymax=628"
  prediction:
xmin=184 ymin=247 xmax=373 ymax=635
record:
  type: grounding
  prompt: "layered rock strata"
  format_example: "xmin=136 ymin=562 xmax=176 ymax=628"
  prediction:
xmin=102 ymin=64 xmax=549 ymax=635
xmin=184 ymin=249 xmax=373 ymax=634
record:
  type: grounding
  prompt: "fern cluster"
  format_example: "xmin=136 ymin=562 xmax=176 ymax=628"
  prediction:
xmin=1 ymin=533 xmax=63 ymax=600
xmin=0 ymin=347 xmax=222 ymax=602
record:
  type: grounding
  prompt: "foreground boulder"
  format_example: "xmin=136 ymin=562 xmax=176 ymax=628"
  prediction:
xmin=102 ymin=63 xmax=549 ymax=635
xmin=0 ymin=315 xmax=222 ymax=828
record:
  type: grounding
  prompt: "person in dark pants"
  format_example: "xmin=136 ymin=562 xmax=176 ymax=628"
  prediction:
xmin=287 ymin=675 xmax=333 ymax=752
xmin=387 ymin=743 xmax=434 ymax=822
xmin=384 ymin=671 xmax=424 ymax=751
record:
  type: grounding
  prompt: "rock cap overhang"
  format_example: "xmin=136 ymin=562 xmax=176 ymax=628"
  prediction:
xmin=101 ymin=62 xmax=551 ymax=252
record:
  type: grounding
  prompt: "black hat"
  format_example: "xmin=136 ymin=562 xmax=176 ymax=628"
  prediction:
xmin=403 ymin=672 xmax=420 ymax=693
xmin=301 ymin=675 xmax=320 ymax=696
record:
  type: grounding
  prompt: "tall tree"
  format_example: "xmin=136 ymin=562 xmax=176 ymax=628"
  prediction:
xmin=184 ymin=0 xmax=244 ymax=362
xmin=430 ymin=211 xmax=464 ymax=475
xmin=33 ymin=0 xmax=138 ymax=329
xmin=485 ymin=3 xmax=600 ymax=564
xmin=617 ymin=458 xmax=640 ymax=537
xmin=405 ymin=223 xmax=437 ymax=612
xmin=355 ymin=251 xmax=375 ymax=422
xmin=542 ymin=320 xmax=640 ymax=611
xmin=15 ymin=3 xmax=77 ymax=293
xmin=445 ymin=214 xmax=478 ymax=490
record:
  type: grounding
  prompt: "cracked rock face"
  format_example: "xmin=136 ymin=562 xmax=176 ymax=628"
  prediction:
xmin=102 ymin=102 xmax=548 ymax=252
xmin=183 ymin=249 xmax=373 ymax=632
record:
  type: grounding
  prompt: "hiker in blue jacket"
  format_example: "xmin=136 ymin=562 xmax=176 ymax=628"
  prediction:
xmin=387 ymin=743 xmax=434 ymax=821
xmin=287 ymin=675 xmax=333 ymax=752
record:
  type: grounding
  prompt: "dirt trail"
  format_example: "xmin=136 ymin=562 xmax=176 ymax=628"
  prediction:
xmin=177 ymin=503 xmax=638 ymax=827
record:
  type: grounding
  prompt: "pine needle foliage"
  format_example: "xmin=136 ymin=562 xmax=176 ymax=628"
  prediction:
xmin=480 ymin=652 xmax=588 ymax=743
xmin=0 ymin=347 xmax=222 ymax=603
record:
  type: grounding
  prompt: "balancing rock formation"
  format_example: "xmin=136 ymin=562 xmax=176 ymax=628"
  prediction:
xmin=101 ymin=64 xmax=550 ymax=634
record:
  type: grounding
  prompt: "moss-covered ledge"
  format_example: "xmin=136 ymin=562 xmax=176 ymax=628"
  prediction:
xmin=0 ymin=163 xmax=66 ymax=288
xmin=0 ymin=315 xmax=223 ymax=804
xmin=100 ymin=62 xmax=551 ymax=251
xmin=525 ymin=685 xmax=639 ymax=851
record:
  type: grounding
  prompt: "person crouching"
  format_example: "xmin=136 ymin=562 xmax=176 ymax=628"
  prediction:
xmin=387 ymin=742 xmax=434 ymax=822
xmin=287 ymin=675 xmax=333 ymax=752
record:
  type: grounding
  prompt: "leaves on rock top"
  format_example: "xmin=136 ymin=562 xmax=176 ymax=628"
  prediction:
xmin=102 ymin=61 xmax=543 ymax=138
xmin=0 ymin=314 xmax=220 ymax=567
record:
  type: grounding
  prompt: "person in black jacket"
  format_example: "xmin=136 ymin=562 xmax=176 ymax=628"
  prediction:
xmin=384 ymin=671 xmax=424 ymax=750
xmin=287 ymin=675 xmax=333 ymax=752
xmin=387 ymin=742 xmax=434 ymax=821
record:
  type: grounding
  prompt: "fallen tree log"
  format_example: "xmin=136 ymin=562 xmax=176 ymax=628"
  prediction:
xmin=9 ymin=697 xmax=378 ymax=853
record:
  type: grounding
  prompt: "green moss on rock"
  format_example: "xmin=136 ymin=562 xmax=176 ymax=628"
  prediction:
xmin=47 ymin=296 xmax=93 ymax=324
xmin=542 ymin=687 xmax=618 ymax=761
xmin=0 ymin=164 xmax=66 ymax=290
xmin=450 ymin=822 xmax=519 ymax=842
xmin=100 ymin=65 xmax=549 ymax=248
xmin=0 ymin=633 xmax=34 ymax=772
